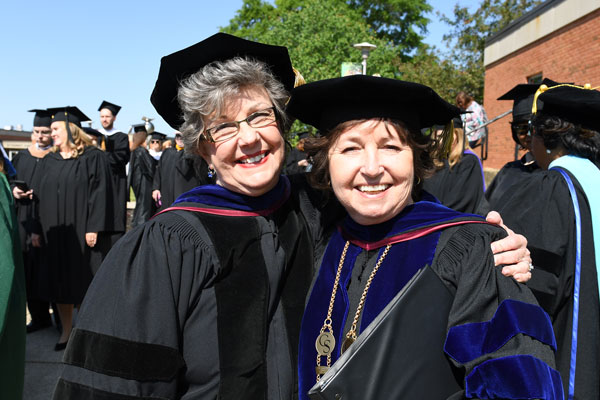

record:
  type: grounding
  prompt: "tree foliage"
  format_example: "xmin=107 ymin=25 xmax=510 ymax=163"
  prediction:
xmin=437 ymin=0 xmax=542 ymax=101
xmin=222 ymin=0 xmax=431 ymax=81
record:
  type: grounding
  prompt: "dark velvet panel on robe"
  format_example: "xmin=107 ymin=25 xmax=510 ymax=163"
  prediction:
xmin=32 ymin=147 xmax=112 ymax=304
xmin=422 ymin=152 xmax=486 ymax=214
xmin=496 ymin=168 xmax=600 ymax=400
xmin=129 ymin=147 xmax=157 ymax=229
xmin=54 ymin=176 xmax=324 ymax=400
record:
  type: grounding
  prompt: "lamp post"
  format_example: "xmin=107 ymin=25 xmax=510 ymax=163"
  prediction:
xmin=353 ymin=42 xmax=377 ymax=75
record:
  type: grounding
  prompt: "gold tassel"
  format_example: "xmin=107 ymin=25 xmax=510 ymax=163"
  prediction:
xmin=532 ymin=83 xmax=597 ymax=115
xmin=293 ymin=67 xmax=306 ymax=88
xmin=439 ymin=119 xmax=454 ymax=159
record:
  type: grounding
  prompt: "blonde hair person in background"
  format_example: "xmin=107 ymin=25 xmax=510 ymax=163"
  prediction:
xmin=31 ymin=107 xmax=112 ymax=351
xmin=423 ymin=117 xmax=487 ymax=214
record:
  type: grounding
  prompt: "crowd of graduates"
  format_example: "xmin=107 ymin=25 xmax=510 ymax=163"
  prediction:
xmin=0 ymin=32 xmax=598 ymax=400
xmin=4 ymin=102 xmax=212 ymax=353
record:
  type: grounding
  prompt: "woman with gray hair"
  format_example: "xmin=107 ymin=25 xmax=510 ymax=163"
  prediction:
xmin=54 ymin=33 xmax=532 ymax=400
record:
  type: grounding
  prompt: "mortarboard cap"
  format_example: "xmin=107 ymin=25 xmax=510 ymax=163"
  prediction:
xmin=83 ymin=127 xmax=103 ymax=138
xmin=48 ymin=106 xmax=91 ymax=128
xmin=150 ymin=132 xmax=167 ymax=141
xmin=98 ymin=100 xmax=121 ymax=116
xmin=29 ymin=109 xmax=52 ymax=128
xmin=498 ymin=78 xmax=559 ymax=121
xmin=151 ymin=32 xmax=296 ymax=130
xmin=533 ymin=83 xmax=600 ymax=132
xmin=287 ymin=75 xmax=461 ymax=134
xmin=132 ymin=123 xmax=147 ymax=133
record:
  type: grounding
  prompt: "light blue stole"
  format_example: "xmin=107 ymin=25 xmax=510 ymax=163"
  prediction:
xmin=550 ymin=155 xmax=600 ymax=302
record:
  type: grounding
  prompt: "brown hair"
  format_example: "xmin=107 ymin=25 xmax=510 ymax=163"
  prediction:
xmin=455 ymin=92 xmax=474 ymax=108
xmin=52 ymin=121 xmax=94 ymax=158
xmin=304 ymin=118 xmax=437 ymax=200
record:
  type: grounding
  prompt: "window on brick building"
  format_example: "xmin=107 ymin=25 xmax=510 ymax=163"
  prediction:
xmin=527 ymin=73 xmax=543 ymax=84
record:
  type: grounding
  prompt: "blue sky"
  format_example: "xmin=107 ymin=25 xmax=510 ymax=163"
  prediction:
xmin=0 ymin=0 xmax=478 ymax=135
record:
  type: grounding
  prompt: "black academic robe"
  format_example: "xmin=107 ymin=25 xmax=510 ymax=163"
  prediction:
xmin=284 ymin=148 xmax=308 ymax=175
xmin=53 ymin=176 xmax=342 ymax=400
xmin=485 ymin=152 xmax=540 ymax=209
xmin=299 ymin=202 xmax=561 ymax=400
xmin=129 ymin=146 xmax=157 ymax=229
xmin=152 ymin=148 xmax=210 ymax=211
xmin=32 ymin=147 xmax=112 ymax=304
xmin=497 ymin=168 xmax=600 ymax=400
xmin=10 ymin=148 xmax=51 ymax=324
xmin=10 ymin=149 xmax=42 ymax=249
xmin=422 ymin=151 xmax=487 ymax=214
xmin=104 ymin=132 xmax=130 ymax=233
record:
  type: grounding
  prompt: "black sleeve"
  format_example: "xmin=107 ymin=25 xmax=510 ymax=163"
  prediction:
xmin=85 ymin=149 xmax=112 ymax=233
xmin=54 ymin=214 xmax=219 ymax=399
xmin=106 ymin=133 xmax=131 ymax=170
xmin=433 ymin=223 xmax=561 ymax=399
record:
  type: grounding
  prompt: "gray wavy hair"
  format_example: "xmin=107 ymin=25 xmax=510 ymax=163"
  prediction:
xmin=177 ymin=57 xmax=291 ymax=153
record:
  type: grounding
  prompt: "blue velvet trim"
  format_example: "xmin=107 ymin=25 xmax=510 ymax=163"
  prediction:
xmin=172 ymin=174 xmax=290 ymax=211
xmin=465 ymin=355 xmax=564 ymax=400
xmin=445 ymin=299 xmax=556 ymax=364
xmin=298 ymin=202 xmax=481 ymax=400
xmin=341 ymin=201 xmax=484 ymax=244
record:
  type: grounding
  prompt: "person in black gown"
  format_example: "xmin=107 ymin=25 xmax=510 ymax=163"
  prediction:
xmin=289 ymin=75 xmax=561 ymax=400
xmin=496 ymin=83 xmax=600 ymax=399
xmin=97 ymin=100 xmax=129 ymax=243
xmin=151 ymin=132 xmax=209 ymax=212
xmin=54 ymin=34 xmax=535 ymax=399
xmin=33 ymin=107 xmax=112 ymax=350
xmin=485 ymin=81 xmax=548 ymax=208
xmin=129 ymin=125 xmax=159 ymax=228
xmin=423 ymin=117 xmax=487 ymax=214
xmin=11 ymin=109 xmax=53 ymax=332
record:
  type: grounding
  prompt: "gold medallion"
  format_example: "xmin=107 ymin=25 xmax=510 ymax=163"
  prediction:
xmin=340 ymin=336 xmax=355 ymax=355
xmin=315 ymin=366 xmax=329 ymax=376
xmin=315 ymin=331 xmax=335 ymax=356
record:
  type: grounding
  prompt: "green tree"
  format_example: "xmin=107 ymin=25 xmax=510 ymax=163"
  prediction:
xmin=439 ymin=0 xmax=543 ymax=101
xmin=222 ymin=0 xmax=403 ymax=82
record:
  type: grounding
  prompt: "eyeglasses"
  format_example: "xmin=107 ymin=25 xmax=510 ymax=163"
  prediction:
xmin=203 ymin=107 xmax=277 ymax=143
xmin=510 ymin=122 xmax=530 ymax=137
xmin=150 ymin=140 xmax=161 ymax=144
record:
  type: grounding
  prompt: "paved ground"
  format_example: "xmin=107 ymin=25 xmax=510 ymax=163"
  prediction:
xmin=23 ymin=324 xmax=64 ymax=399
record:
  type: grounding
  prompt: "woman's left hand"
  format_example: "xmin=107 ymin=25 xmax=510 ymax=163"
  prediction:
xmin=486 ymin=211 xmax=532 ymax=283
xmin=86 ymin=232 xmax=98 ymax=248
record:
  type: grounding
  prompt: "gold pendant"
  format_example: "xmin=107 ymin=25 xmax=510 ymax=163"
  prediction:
xmin=315 ymin=365 xmax=329 ymax=376
xmin=340 ymin=336 xmax=354 ymax=355
xmin=315 ymin=331 xmax=335 ymax=356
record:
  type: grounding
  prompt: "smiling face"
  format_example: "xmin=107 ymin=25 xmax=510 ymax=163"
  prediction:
xmin=328 ymin=120 xmax=414 ymax=226
xmin=50 ymin=121 xmax=69 ymax=149
xmin=198 ymin=85 xmax=285 ymax=197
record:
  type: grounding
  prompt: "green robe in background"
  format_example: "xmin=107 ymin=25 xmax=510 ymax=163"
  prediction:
xmin=0 ymin=172 xmax=26 ymax=399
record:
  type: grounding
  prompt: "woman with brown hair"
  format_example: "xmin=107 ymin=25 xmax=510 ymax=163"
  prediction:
xmin=288 ymin=76 xmax=560 ymax=399
xmin=32 ymin=107 xmax=112 ymax=350
xmin=456 ymin=91 xmax=488 ymax=147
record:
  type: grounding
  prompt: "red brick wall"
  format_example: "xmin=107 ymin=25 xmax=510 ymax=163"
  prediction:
xmin=483 ymin=8 xmax=600 ymax=169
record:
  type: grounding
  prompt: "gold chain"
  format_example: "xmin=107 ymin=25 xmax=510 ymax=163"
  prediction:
xmin=344 ymin=244 xmax=391 ymax=343
xmin=316 ymin=241 xmax=349 ymax=382
xmin=315 ymin=242 xmax=392 ymax=382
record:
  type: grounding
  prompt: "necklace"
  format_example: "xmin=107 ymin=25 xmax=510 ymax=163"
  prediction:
xmin=315 ymin=241 xmax=391 ymax=382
